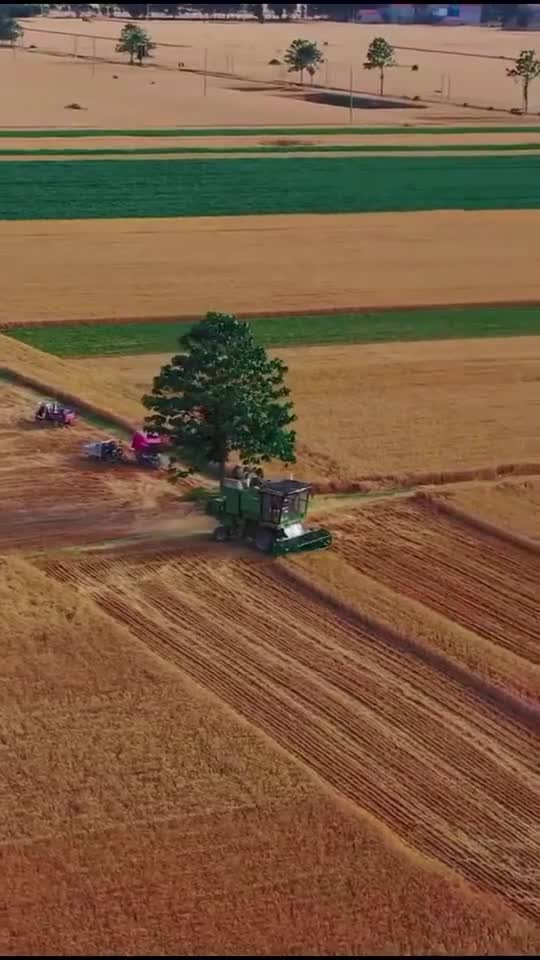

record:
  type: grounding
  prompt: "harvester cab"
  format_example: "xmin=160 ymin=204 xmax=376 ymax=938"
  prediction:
xmin=206 ymin=476 xmax=332 ymax=556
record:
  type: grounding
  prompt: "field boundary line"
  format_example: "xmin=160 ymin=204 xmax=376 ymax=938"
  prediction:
xmin=4 ymin=125 xmax=540 ymax=137
xmin=275 ymin=561 xmax=540 ymax=730
xmin=4 ymin=299 xmax=540 ymax=329
xmin=312 ymin=462 xmax=540 ymax=495
xmin=416 ymin=490 xmax=540 ymax=555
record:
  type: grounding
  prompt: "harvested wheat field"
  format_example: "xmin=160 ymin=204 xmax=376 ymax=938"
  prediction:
xmin=39 ymin=542 xmax=540 ymax=929
xmin=71 ymin=335 xmax=540 ymax=485
xmin=0 ymin=380 xmax=206 ymax=552
xmin=434 ymin=476 xmax=540 ymax=541
xmin=3 ymin=211 xmax=540 ymax=323
xmin=6 ymin=559 xmax=538 ymax=956
xmin=324 ymin=496 xmax=540 ymax=668
xmin=17 ymin=18 xmax=540 ymax=115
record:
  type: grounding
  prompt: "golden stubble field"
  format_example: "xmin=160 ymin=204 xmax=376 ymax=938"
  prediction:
xmin=3 ymin=211 xmax=540 ymax=324
xmin=14 ymin=17 xmax=540 ymax=120
xmin=5 ymin=554 xmax=539 ymax=955
xmin=71 ymin=335 xmax=540 ymax=485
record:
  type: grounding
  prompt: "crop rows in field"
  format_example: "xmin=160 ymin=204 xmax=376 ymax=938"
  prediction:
xmin=43 ymin=548 xmax=540 ymax=922
xmin=332 ymin=499 xmax=540 ymax=665
xmin=1 ymin=155 xmax=540 ymax=220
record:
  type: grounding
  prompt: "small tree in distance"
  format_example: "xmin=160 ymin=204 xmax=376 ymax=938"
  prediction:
xmin=116 ymin=23 xmax=155 ymax=65
xmin=0 ymin=12 xmax=23 ymax=44
xmin=143 ymin=312 xmax=297 ymax=486
xmin=364 ymin=36 xmax=395 ymax=96
xmin=284 ymin=38 xmax=324 ymax=84
xmin=506 ymin=49 xmax=540 ymax=114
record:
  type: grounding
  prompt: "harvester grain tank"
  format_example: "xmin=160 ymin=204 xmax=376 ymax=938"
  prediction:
xmin=206 ymin=474 xmax=332 ymax=556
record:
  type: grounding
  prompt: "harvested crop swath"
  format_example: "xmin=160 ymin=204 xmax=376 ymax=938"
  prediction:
xmin=43 ymin=549 xmax=540 ymax=922
xmin=1 ymin=155 xmax=540 ymax=221
xmin=332 ymin=499 xmax=540 ymax=664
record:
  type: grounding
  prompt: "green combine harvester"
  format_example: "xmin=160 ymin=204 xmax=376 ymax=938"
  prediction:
xmin=206 ymin=475 xmax=332 ymax=557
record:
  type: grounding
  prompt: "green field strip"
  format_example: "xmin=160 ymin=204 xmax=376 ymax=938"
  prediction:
xmin=7 ymin=306 xmax=540 ymax=357
xmin=2 ymin=154 xmax=540 ymax=219
xmin=3 ymin=142 xmax=540 ymax=157
xmin=2 ymin=125 xmax=540 ymax=138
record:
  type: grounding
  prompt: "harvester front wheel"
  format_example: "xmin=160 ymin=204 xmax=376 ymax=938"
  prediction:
xmin=255 ymin=527 xmax=275 ymax=553
xmin=213 ymin=525 xmax=230 ymax=543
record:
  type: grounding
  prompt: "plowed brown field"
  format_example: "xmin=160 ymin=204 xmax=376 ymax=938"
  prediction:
xmin=73 ymin=335 xmax=540 ymax=484
xmin=6 ymin=560 xmax=536 ymax=956
xmin=0 ymin=381 xmax=205 ymax=551
xmin=41 ymin=543 xmax=540 ymax=924
xmin=3 ymin=211 xmax=540 ymax=323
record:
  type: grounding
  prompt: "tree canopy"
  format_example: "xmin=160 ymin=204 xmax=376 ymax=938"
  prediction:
xmin=363 ymin=36 xmax=395 ymax=96
xmin=507 ymin=49 xmax=540 ymax=114
xmin=284 ymin=38 xmax=324 ymax=83
xmin=116 ymin=22 xmax=155 ymax=64
xmin=143 ymin=312 xmax=297 ymax=484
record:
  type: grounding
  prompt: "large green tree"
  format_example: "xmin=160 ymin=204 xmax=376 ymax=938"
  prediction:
xmin=284 ymin=37 xmax=324 ymax=83
xmin=507 ymin=49 xmax=540 ymax=114
xmin=143 ymin=312 xmax=297 ymax=484
xmin=363 ymin=36 xmax=395 ymax=96
xmin=116 ymin=22 xmax=155 ymax=64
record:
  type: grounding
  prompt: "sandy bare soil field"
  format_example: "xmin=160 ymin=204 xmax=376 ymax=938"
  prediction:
xmin=73 ymin=336 xmax=540 ymax=485
xmin=38 ymin=541 xmax=540 ymax=927
xmin=4 ymin=556 xmax=538 ymax=956
xmin=17 ymin=18 xmax=540 ymax=115
xmin=0 ymin=49 xmax=460 ymax=129
xmin=3 ymin=211 xmax=540 ymax=323
xmin=439 ymin=477 xmax=540 ymax=540
xmin=0 ymin=380 xmax=207 ymax=552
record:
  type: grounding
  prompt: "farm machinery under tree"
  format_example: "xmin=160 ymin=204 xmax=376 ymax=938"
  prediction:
xmin=206 ymin=472 xmax=332 ymax=556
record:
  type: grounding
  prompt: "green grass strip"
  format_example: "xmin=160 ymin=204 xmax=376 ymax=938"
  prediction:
xmin=2 ymin=125 xmax=540 ymax=138
xmin=6 ymin=306 xmax=540 ymax=358
xmin=2 ymin=154 xmax=540 ymax=219
xmin=4 ymin=142 xmax=540 ymax=157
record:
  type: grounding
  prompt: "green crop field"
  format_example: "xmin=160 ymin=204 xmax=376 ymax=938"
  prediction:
xmin=1 ymin=154 xmax=540 ymax=220
xmin=6 ymin=306 xmax=540 ymax=357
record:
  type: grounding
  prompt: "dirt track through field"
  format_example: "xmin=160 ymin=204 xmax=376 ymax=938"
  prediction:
xmin=331 ymin=499 xmax=540 ymax=665
xmin=3 ymin=211 xmax=540 ymax=322
xmin=42 ymin=546 xmax=540 ymax=922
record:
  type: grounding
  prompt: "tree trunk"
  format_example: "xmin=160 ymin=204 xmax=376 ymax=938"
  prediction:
xmin=300 ymin=67 xmax=304 ymax=84
xmin=523 ymin=78 xmax=529 ymax=114
xmin=379 ymin=66 xmax=384 ymax=97
xmin=129 ymin=51 xmax=134 ymax=64
xmin=219 ymin=457 xmax=228 ymax=489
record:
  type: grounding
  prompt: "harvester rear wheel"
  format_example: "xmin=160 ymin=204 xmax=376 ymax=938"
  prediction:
xmin=213 ymin=525 xmax=229 ymax=543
